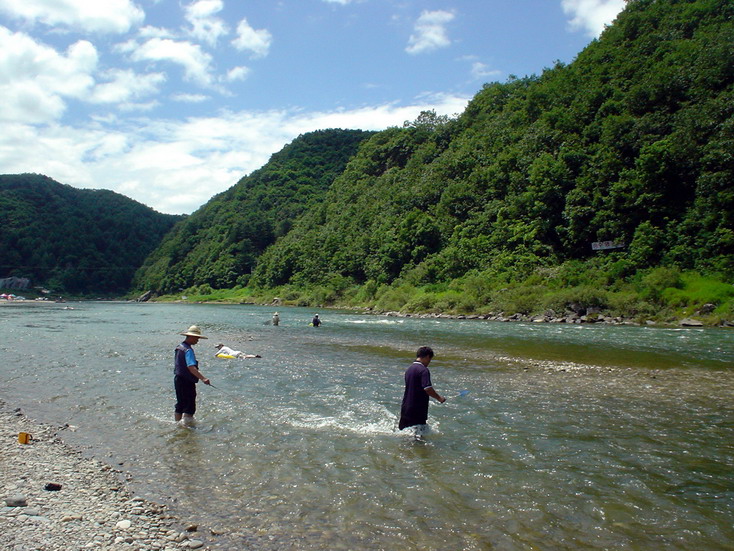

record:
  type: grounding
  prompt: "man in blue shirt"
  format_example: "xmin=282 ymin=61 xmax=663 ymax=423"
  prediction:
xmin=399 ymin=346 xmax=445 ymax=431
xmin=174 ymin=325 xmax=212 ymax=426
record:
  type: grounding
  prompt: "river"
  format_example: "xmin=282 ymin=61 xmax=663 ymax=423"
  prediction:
xmin=1 ymin=301 xmax=732 ymax=550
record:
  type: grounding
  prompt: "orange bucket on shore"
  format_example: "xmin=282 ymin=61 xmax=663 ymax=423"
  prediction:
xmin=18 ymin=432 xmax=32 ymax=444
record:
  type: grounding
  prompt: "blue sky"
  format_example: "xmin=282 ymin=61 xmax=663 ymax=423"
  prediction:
xmin=0 ymin=0 xmax=626 ymax=214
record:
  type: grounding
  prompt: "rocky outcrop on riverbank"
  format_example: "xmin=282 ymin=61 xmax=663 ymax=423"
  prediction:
xmin=0 ymin=404 xmax=213 ymax=551
xmin=372 ymin=308 xmax=733 ymax=327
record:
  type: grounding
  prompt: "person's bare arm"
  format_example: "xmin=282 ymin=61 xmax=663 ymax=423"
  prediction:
xmin=187 ymin=364 xmax=210 ymax=385
xmin=425 ymin=387 xmax=445 ymax=403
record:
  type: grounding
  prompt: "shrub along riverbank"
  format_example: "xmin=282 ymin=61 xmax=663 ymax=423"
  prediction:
xmin=147 ymin=262 xmax=734 ymax=328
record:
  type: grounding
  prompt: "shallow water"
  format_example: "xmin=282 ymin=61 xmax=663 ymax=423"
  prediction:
xmin=1 ymin=302 xmax=733 ymax=549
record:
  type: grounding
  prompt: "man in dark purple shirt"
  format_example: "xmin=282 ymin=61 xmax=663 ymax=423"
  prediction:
xmin=399 ymin=346 xmax=445 ymax=430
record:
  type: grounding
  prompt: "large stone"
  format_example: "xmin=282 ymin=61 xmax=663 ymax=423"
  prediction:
xmin=5 ymin=495 xmax=27 ymax=507
xmin=680 ymin=318 xmax=704 ymax=327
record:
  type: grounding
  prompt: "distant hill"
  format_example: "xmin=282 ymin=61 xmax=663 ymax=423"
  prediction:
xmin=132 ymin=129 xmax=374 ymax=294
xmin=0 ymin=174 xmax=182 ymax=295
xmin=250 ymin=0 xmax=734 ymax=298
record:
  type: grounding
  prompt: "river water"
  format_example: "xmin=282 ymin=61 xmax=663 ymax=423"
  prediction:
xmin=1 ymin=302 xmax=733 ymax=550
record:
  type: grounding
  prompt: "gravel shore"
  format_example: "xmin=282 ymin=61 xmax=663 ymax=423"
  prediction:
xmin=0 ymin=402 xmax=214 ymax=551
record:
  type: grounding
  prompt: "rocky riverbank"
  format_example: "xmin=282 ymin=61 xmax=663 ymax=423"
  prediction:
xmin=368 ymin=308 xmax=734 ymax=327
xmin=0 ymin=403 xmax=214 ymax=551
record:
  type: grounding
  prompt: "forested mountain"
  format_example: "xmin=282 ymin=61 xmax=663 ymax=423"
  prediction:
xmin=245 ymin=0 xmax=733 ymax=314
xmin=0 ymin=174 xmax=182 ymax=295
xmin=132 ymin=129 xmax=374 ymax=293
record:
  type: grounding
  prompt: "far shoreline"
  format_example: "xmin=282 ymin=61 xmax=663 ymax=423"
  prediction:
xmin=148 ymin=297 xmax=734 ymax=329
xmin=4 ymin=295 xmax=732 ymax=328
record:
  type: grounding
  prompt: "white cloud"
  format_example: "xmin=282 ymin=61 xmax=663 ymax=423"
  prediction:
xmin=0 ymin=26 xmax=97 ymax=123
xmin=184 ymin=0 xmax=228 ymax=46
xmin=0 ymin=94 xmax=469 ymax=214
xmin=225 ymin=66 xmax=250 ymax=82
xmin=0 ymin=0 xmax=144 ymax=34
xmin=470 ymin=61 xmax=501 ymax=81
xmin=561 ymin=0 xmax=626 ymax=37
xmin=232 ymin=18 xmax=272 ymax=58
xmin=88 ymin=69 xmax=165 ymax=104
xmin=406 ymin=10 xmax=455 ymax=55
xmin=122 ymin=37 xmax=214 ymax=86
xmin=138 ymin=25 xmax=175 ymax=39
xmin=171 ymin=93 xmax=209 ymax=103
xmin=285 ymin=94 xmax=468 ymax=135
xmin=118 ymin=100 xmax=159 ymax=112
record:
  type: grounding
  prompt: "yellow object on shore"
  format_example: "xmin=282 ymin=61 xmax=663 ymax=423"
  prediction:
xmin=18 ymin=432 xmax=32 ymax=444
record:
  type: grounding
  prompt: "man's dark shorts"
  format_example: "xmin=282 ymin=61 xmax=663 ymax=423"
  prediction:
xmin=174 ymin=375 xmax=197 ymax=415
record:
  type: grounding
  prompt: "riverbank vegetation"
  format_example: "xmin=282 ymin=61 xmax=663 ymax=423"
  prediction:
xmin=156 ymin=263 xmax=734 ymax=326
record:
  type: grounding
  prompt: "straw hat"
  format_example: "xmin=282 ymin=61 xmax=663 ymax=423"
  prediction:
xmin=180 ymin=325 xmax=208 ymax=339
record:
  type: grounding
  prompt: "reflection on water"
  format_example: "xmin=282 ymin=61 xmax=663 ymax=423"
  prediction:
xmin=1 ymin=302 xmax=733 ymax=550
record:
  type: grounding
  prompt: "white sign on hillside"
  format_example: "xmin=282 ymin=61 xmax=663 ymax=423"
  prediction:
xmin=591 ymin=241 xmax=626 ymax=251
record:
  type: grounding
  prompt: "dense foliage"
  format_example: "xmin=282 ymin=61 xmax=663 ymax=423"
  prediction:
xmin=0 ymin=174 xmax=181 ymax=295
xmin=132 ymin=129 xmax=374 ymax=294
xmin=244 ymin=0 xmax=733 ymax=318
